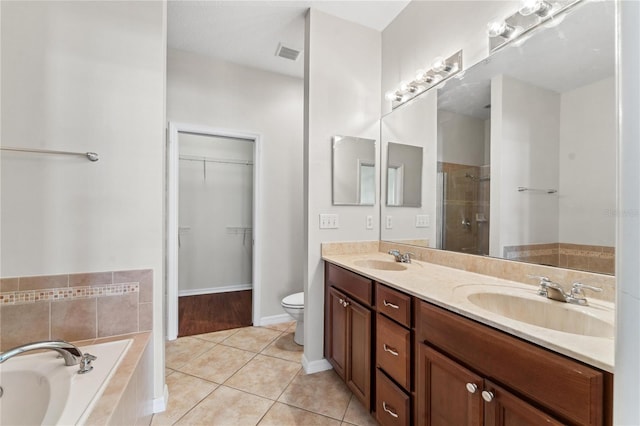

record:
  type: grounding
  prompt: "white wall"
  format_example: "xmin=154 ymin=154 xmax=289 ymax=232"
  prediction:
xmin=381 ymin=93 xmax=437 ymax=244
xmin=167 ymin=48 xmax=304 ymax=321
xmin=304 ymin=9 xmax=381 ymax=370
xmin=490 ymin=75 xmax=560 ymax=257
xmin=559 ymin=77 xmax=616 ymax=246
xmin=438 ymin=109 xmax=487 ymax=166
xmin=178 ymin=133 xmax=254 ymax=294
xmin=0 ymin=0 xmax=166 ymax=401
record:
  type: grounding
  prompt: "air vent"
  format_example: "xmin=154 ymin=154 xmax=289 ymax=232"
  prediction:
xmin=275 ymin=43 xmax=301 ymax=61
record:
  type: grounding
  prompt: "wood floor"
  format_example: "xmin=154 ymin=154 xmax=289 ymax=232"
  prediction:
xmin=178 ymin=290 xmax=252 ymax=337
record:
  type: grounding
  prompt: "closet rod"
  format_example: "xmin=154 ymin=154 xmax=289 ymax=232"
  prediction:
xmin=1 ymin=146 xmax=99 ymax=162
xmin=179 ymin=155 xmax=253 ymax=166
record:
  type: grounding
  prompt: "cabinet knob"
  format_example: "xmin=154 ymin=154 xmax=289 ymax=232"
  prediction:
xmin=465 ymin=383 xmax=478 ymax=394
xmin=382 ymin=402 xmax=399 ymax=418
xmin=338 ymin=298 xmax=349 ymax=308
xmin=481 ymin=390 xmax=494 ymax=402
xmin=383 ymin=344 xmax=399 ymax=356
xmin=383 ymin=300 xmax=400 ymax=309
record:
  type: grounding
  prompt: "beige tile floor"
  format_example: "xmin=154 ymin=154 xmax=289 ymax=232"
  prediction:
xmin=153 ymin=322 xmax=378 ymax=426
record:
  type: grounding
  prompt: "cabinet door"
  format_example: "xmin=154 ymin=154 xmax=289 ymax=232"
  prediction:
xmin=416 ymin=344 xmax=483 ymax=426
xmin=327 ymin=287 xmax=348 ymax=379
xmin=346 ymin=297 xmax=372 ymax=410
xmin=483 ymin=380 xmax=564 ymax=426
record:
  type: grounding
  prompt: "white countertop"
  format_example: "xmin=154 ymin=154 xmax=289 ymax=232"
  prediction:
xmin=322 ymin=252 xmax=614 ymax=373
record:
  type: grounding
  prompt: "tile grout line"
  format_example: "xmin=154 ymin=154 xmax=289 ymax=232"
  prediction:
xmin=169 ymin=384 xmax=220 ymax=425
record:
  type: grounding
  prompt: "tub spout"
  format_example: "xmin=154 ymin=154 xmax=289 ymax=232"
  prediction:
xmin=0 ymin=340 xmax=83 ymax=366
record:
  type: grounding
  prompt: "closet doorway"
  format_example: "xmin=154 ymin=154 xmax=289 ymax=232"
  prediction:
xmin=167 ymin=123 xmax=262 ymax=340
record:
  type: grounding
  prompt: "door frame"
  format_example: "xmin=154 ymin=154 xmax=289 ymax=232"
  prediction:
xmin=166 ymin=122 xmax=262 ymax=340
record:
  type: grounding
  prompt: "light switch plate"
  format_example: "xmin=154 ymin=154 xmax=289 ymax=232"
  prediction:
xmin=319 ymin=214 xmax=339 ymax=229
xmin=416 ymin=214 xmax=430 ymax=228
xmin=386 ymin=215 xmax=393 ymax=229
xmin=366 ymin=215 xmax=374 ymax=230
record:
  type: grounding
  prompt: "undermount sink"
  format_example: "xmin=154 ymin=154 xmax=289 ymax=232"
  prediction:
xmin=466 ymin=291 xmax=614 ymax=339
xmin=353 ymin=259 xmax=407 ymax=271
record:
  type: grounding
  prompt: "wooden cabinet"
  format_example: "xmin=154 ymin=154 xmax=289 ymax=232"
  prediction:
xmin=324 ymin=261 xmax=612 ymax=426
xmin=324 ymin=263 xmax=373 ymax=410
xmin=416 ymin=300 xmax=609 ymax=426
xmin=376 ymin=368 xmax=411 ymax=426
xmin=416 ymin=343 xmax=483 ymax=426
xmin=416 ymin=344 xmax=563 ymax=426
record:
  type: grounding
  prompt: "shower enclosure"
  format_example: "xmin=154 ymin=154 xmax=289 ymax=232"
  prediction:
xmin=438 ymin=163 xmax=490 ymax=255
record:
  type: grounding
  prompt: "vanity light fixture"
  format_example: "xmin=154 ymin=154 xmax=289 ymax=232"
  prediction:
xmin=385 ymin=50 xmax=463 ymax=109
xmin=519 ymin=0 xmax=553 ymax=17
xmin=488 ymin=0 xmax=583 ymax=52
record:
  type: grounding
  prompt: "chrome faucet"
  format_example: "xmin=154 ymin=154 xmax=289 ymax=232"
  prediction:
xmin=388 ymin=249 xmax=414 ymax=263
xmin=531 ymin=276 xmax=602 ymax=306
xmin=0 ymin=340 xmax=96 ymax=373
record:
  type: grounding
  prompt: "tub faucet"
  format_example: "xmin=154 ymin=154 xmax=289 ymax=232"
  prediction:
xmin=0 ymin=340 xmax=84 ymax=366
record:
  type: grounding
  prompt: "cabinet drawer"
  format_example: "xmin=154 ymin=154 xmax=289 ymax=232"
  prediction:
xmin=376 ymin=369 xmax=410 ymax=426
xmin=325 ymin=263 xmax=373 ymax=306
xmin=416 ymin=301 xmax=603 ymax=426
xmin=376 ymin=314 xmax=411 ymax=390
xmin=376 ymin=283 xmax=411 ymax=327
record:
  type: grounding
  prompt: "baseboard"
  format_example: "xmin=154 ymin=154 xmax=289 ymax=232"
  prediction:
xmin=153 ymin=384 xmax=169 ymax=413
xmin=302 ymin=355 xmax=333 ymax=374
xmin=258 ymin=313 xmax=293 ymax=327
xmin=178 ymin=284 xmax=252 ymax=297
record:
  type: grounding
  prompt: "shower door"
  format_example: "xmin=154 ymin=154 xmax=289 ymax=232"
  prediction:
xmin=439 ymin=163 xmax=490 ymax=255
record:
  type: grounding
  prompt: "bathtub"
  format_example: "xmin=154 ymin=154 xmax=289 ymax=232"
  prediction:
xmin=0 ymin=339 xmax=131 ymax=426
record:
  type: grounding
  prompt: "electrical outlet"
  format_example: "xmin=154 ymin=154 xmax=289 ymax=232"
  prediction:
xmin=386 ymin=215 xmax=393 ymax=229
xmin=366 ymin=215 xmax=373 ymax=230
xmin=416 ymin=214 xmax=430 ymax=228
xmin=319 ymin=214 xmax=339 ymax=229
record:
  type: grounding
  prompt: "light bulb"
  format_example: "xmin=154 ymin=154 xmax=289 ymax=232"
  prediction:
xmin=431 ymin=74 xmax=444 ymax=84
xmin=385 ymin=91 xmax=399 ymax=101
xmin=432 ymin=57 xmax=448 ymax=73
xmin=399 ymin=81 xmax=411 ymax=92
xmin=519 ymin=0 xmax=551 ymax=17
xmin=487 ymin=20 xmax=516 ymax=38
xmin=415 ymin=69 xmax=427 ymax=81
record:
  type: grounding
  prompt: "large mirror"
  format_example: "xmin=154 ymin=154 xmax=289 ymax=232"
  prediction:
xmin=381 ymin=0 xmax=615 ymax=275
xmin=332 ymin=135 xmax=376 ymax=205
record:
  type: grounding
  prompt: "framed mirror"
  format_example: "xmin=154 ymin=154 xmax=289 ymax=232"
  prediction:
xmin=387 ymin=142 xmax=423 ymax=207
xmin=381 ymin=0 xmax=616 ymax=275
xmin=332 ymin=135 xmax=376 ymax=205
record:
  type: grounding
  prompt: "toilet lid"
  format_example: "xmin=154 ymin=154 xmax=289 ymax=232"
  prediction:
xmin=282 ymin=292 xmax=304 ymax=307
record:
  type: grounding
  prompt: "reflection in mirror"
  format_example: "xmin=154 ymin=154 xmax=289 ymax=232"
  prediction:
xmin=380 ymin=90 xmax=436 ymax=248
xmin=332 ymin=135 xmax=376 ymax=205
xmin=387 ymin=142 xmax=423 ymax=207
xmin=382 ymin=1 xmax=615 ymax=275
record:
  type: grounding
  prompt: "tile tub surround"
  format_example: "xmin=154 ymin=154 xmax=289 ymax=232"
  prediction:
xmin=82 ymin=332 xmax=154 ymax=425
xmin=322 ymin=249 xmax=615 ymax=372
xmin=503 ymin=242 xmax=615 ymax=275
xmin=0 ymin=269 xmax=153 ymax=350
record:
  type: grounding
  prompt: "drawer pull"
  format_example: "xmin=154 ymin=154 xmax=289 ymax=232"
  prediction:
xmin=383 ymin=344 xmax=399 ymax=356
xmin=382 ymin=402 xmax=399 ymax=418
xmin=481 ymin=390 xmax=494 ymax=402
xmin=465 ymin=383 xmax=478 ymax=394
xmin=383 ymin=300 xmax=400 ymax=309
xmin=338 ymin=298 xmax=349 ymax=308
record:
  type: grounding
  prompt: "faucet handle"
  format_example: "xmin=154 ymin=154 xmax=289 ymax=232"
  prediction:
xmin=571 ymin=282 xmax=603 ymax=295
xmin=401 ymin=252 xmax=415 ymax=263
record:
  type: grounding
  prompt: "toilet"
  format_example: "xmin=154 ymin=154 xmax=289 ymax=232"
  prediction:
xmin=281 ymin=292 xmax=304 ymax=345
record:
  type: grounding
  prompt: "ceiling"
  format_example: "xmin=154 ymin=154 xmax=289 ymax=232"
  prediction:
xmin=167 ymin=0 xmax=411 ymax=79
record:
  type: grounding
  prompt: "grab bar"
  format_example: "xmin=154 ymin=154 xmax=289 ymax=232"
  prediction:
xmin=1 ymin=146 xmax=99 ymax=162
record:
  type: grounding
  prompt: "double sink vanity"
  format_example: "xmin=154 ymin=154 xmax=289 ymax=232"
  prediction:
xmin=322 ymin=247 xmax=614 ymax=426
